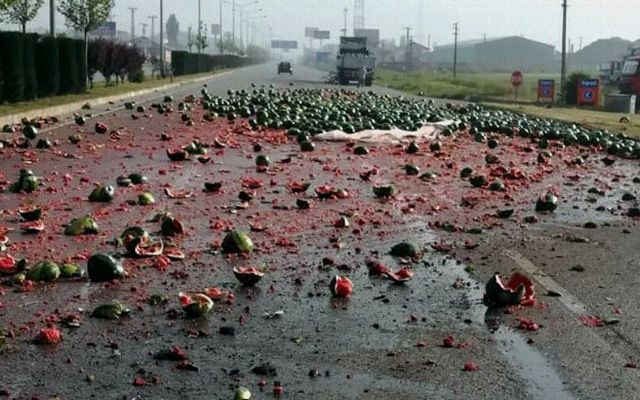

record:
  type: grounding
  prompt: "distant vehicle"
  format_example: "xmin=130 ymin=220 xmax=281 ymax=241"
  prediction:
xmin=277 ymin=62 xmax=293 ymax=75
xmin=336 ymin=36 xmax=376 ymax=86
xmin=619 ymin=56 xmax=640 ymax=95
xmin=598 ymin=61 xmax=622 ymax=84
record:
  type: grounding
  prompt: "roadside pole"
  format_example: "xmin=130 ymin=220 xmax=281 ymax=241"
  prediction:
xmin=49 ymin=0 xmax=55 ymax=37
xmin=560 ymin=0 xmax=567 ymax=104
xmin=160 ymin=0 xmax=165 ymax=78
xmin=453 ymin=22 xmax=459 ymax=78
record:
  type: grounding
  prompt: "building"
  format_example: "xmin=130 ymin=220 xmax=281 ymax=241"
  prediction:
xmin=431 ymin=36 xmax=556 ymax=72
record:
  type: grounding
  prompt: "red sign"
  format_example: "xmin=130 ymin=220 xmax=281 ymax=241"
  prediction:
xmin=577 ymin=79 xmax=599 ymax=106
xmin=511 ymin=70 xmax=523 ymax=87
xmin=537 ymin=79 xmax=555 ymax=102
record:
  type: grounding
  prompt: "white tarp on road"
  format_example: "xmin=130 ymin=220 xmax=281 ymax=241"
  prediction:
xmin=315 ymin=121 xmax=455 ymax=143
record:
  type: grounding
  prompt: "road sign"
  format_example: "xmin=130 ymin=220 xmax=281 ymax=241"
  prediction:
xmin=537 ymin=79 xmax=555 ymax=103
xmin=271 ymin=40 xmax=298 ymax=50
xmin=90 ymin=21 xmax=116 ymax=37
xmin=313 ymin=30 xmax=330 ymax=40
xmin=577 ymin=79 xmax=600 ymax=106
xmin=211 ymin=24 xmax=221 ymax=36
xmin=511 ymin=70 xmax=523 ymax=87
xmin=304 ymin=27 xmax=318 ymax=38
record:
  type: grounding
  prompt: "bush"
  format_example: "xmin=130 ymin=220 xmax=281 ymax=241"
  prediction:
xmin=58 ymin=37 xmax=79 ymax=94
xmin=0 ymin=31 xmax=25 ymax=102
xmin=76 ymin=40 xmax=87 ymax=91
xmin=23 ymin=33 xmax=39 ymax=100
xmin=36 ymin=36 xmax=60 ymax=97
xmin=564 ymin=72 xmax=591 ymax=106
xmin=128 ymin=69 xmax=144 ymax=83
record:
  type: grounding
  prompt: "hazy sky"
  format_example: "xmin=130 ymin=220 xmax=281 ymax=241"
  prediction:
xmin=3 ymin=0 xmax=639 ymax=50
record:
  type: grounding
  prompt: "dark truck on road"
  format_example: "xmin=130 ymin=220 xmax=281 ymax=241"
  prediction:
xmin=336 ymin=36 xmax=375 ymax=86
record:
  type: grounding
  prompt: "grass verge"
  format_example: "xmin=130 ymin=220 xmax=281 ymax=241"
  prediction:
xmin=485 ymin=102 xmax=640 ymax=138
xmin=375 ymin=69 xmax=560 ymax=102
xmin=0 ymin=71 xmax=223 ymax=117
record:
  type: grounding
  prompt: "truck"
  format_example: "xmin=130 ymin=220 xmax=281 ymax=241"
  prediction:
xmin=598 ymin=61 xmax=622 ymax=84
xmin=619 ymin=55 xmax=640 ymax=96
xmin=336 ymin=36 xmax=376 ymax=86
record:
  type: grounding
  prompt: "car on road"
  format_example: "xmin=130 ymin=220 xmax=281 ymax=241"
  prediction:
xmin=277 ymin=61 xmax=293 ymax=75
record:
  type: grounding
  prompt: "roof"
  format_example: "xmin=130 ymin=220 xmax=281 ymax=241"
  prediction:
xmin=434 ymin=36 xmax=552 ymax=51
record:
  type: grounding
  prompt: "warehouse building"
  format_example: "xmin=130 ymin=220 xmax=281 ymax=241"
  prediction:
xmin=430 ymin=36 xmax=556 ymax=72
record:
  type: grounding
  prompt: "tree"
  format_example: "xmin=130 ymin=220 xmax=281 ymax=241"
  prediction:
xmin=57 ymin=0 xmax=114 ymax=88
xmin=2 ymin=0 xmax=43 ymax=33
xmin=217 ymin=32 xmax=238 ymax=54
xmin=166 ymin=13 xmax=179 ymax=46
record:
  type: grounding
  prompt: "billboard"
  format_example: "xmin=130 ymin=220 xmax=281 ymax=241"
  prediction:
xmin=211 ymin=24 xmax=221 ymax=36
xmin=90 ymin=21 xmax=116 ymax=37
xmin=353 ymin=28 xmax=380 ymax=48
xmin=577 ymin=79 xmax=600 ymax=106
xmin=537 ymin=79 xmax=555 ymax=102
xmin=271 ymin=40 xmax=298 ymax=49
xmin=304 ymin=27 xmax=318 ymax=38
xmin=313 ymin=30 xmax=330 ymax=40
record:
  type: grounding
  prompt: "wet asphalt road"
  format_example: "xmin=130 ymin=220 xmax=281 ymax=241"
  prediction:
xmin=1 ymin=63 xmax=640 ymax=400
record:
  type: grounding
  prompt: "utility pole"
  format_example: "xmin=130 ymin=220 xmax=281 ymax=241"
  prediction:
xmin=49 ymin=0 xmax=55 ymax=37
xmin=560 ymin=0 xmax=567 ymax=104
xmin=160 ymin=0 xmax=165 ymax=77
xmin=232 ymin=0 xmax=236 ymax=49
xmin=149 ymin=15 xmax=157 ymax=43
xmin=239 ymin=10 xmax=243 ymax=50
xmin=453 ymin=22 xmax=459 ymax=78
xmin=219 ymin=0 xmax=223 ymax=55
xmin=197 ymin=0 xmax=202 ymax=53
xmin=129 ymin=7 xmax=137 ymax=44
xmin=404 ymin=26 xmax=412 ymax=68
xmin=342 ymin=8 xmax=348 ymax=36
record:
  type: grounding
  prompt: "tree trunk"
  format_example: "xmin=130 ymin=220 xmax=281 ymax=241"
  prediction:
xmin=84 ymin=31 xmax=89 ymax=89
xmin=22 ymin=23 xmax=26 ymax=34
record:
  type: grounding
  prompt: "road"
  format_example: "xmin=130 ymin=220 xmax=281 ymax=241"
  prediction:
xmin=1 ymin=63 xmax=640 ymax=399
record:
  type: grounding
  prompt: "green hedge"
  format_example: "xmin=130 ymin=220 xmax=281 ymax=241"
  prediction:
xmin=58 ymin=37 xmax=79 ymax=95
xmin=76 ymin=40 xmax=87 ymax=91
xmin=0 ymin=31 xmax=25 ymax=102
xmin=36 ymin=36 xmax=60 ymax=97
xmin=171 ymin=51 xmax=263 ymax=77
xmin=23 ymin=33 xmax=38 ymax=100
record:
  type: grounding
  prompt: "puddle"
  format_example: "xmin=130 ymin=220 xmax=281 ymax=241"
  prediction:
xmin=432 ymin=254 xmax=577 ymax=400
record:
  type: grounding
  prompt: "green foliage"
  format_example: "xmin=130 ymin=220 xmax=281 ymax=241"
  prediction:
xmin=58 ymin=37 xmax=79 ymax=94
xmin=35 ymin=36 xmax=60 ymax=96
xmin=128 ymin=69 xmax=144 ymax=83
xmin=0 ymin=31 xmax=25 ymax=102
xmin=22 ymin=32 xmax=37 ymax=99
xmin=564 ymin=72 xmax=591 ymax=106
xmin=57 ymin=0 xmax=113 ymax=34
xmin=2 ymin=0 xmax=44 ymax=33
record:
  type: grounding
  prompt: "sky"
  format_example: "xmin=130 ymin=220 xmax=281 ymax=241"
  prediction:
xmin=2 ymin=0 xmax=640 ymax=50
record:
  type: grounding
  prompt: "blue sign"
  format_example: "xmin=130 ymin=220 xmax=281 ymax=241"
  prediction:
xmin=583 ymin=90 xmax=594 ymax=100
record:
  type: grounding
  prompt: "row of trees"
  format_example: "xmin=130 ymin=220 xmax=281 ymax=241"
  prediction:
xmin=88 ymin=39 xmax=145 ymax=87
xmin=0 ymin=0 xmax=116 ymax=87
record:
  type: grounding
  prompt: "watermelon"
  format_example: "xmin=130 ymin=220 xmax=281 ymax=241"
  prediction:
xmin=373 ymin=185 xmax=395 ymax=198
xmin=329 ymin=275 xmax=353 ymax=298
xmin=26 ymin=260 xmax=60 ymax=282
xmin=87 ymin=253 xmax=124 ymax=282
xmin=0 ymin=254 xmax=16 ymax=274
xmin=483 ymin=272 xmax=535 ymax=307
xmin=166 ymin=148 xmax=188 ymax=161
xmin=21 ymin=219 xmax=44 ymax=233
xmin=221 ymin=231 xmax=253 ymax=254
xmin=180 ymin=292 xmax=213 ymax=318
xmin=18 ymin=205 xmax=42 ymax=221
xmin=88 ymin=185 xmax=115 ymax=202
xmin=386 ymin=267 xmax=414 ymax=283
xmin=233 ymin=266 xmax=264 ymax=286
